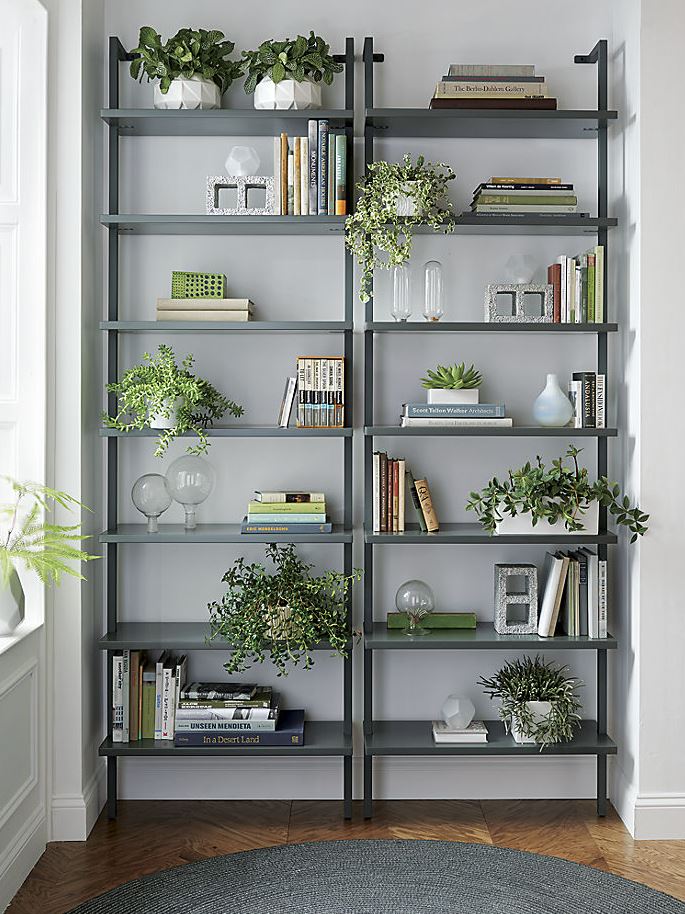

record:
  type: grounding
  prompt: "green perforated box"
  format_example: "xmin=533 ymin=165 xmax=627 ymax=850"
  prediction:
xmin=171 ymin=271 xmax=226 ymax=299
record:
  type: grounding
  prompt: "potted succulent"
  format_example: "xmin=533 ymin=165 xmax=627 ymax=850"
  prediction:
xmin=421 ymin=362 xmax=483 ymax=405
xmin=102 ymin=344 xmax=243 ymax=457
xmin=466 ymin=445 xmax=649 ymax=538
xmin=479 ymin=656 xmax=583 ymax=749
xmin=208 ymin=544 xmax=362 ymax=676
xmin=0 ymin=478 xmax=96 ymax=635
xmin=129 ymin=27 xmax=243 ymax=109
xmin=345 ymin=155 xmax=456 ymax=303
xmin=242 ymin=32 xmax=342 ymax=110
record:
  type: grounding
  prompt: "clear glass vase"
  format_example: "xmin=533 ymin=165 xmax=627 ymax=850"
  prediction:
xmin=391 ymin=264 xmax=412 ymax=322
xmin=423 ymin=260 xmax=444 ymax=322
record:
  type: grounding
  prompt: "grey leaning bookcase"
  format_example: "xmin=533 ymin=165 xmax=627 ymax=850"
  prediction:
xmin=361 ymin=38 xmax=619 ymax=817
xmin=99 ymin=37 xmax=356 ymax=819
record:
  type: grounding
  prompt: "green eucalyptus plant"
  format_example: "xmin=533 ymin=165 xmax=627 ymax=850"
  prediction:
xmin=129 ymin=27 xmax=243 ymax=95
xmin=421 ymin=362 xmax=482 ymax=390
xmin=479 ymin=656 xmax=582 ymax=749
xmin=0 ymin=477 xmax=96 ymax=587
xmin=345 ymin=154 xmax=456 ymax=302
xmin=208 ymin=544 xmax=362 ymax=676
xmin=242 ymin=32 xmax=342 ymax=93
xmin=102 ymin=344 xmax=243 ymax=458
xmin=466 ymin=445 xmax=648 ymax=540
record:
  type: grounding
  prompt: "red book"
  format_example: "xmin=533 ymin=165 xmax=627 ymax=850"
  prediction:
xmin=548 ymin=262 xmax=562 ymax=323
xmin=429 ymin=97 xmax=558 ymax=110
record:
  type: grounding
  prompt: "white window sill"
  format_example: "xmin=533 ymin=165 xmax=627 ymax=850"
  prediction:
xmin=0 ymin=618 xmax=44 ymax=657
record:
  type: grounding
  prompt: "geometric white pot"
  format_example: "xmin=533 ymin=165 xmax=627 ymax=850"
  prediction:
xmin=253 ymin=77 xmax=322 ymax=110
xmin=148 ymin=398 xmax=182 ymax=429
xmin=395 ymin=182 xmax=419 ymax=218
xmin=495 ymin=500 xmax=600 ymax=536
xmin=427 ymin=388 xmax=480 ymax=405
xmin=510 ymin=700 xmax=553 ymax=744
xmin=154 ymin=76 xmax=221 ymax=110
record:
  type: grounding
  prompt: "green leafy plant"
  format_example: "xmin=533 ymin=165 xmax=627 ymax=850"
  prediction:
xmin=102 ymin=344 xmax=243 ymax=458
xmin=479 ymin=655 xmax=582 ymax=749
xmin=466 ymin=445 xmax=649 ymax=540
xmin=129 ymin=27 xmax=243 ymax=95
xmin=208 ymin=544 xmax=362 ymax=676
xmin=421 ymin=362 xmax=482 ymax=390
xmin=0 ymin=478 xmax=96 ymax=587
xmin=242 ymin=32 xmax=342 ymax=93
xmin=345 ymin=154 xmax=455 ymax=302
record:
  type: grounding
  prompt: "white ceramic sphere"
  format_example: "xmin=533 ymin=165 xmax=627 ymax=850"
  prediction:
xmin=166 ymin=455 xmax=215 ymax=507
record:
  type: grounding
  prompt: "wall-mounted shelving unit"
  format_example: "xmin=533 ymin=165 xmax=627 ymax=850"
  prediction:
xmin=99 ymin=37 xmax=356 ymax=820
xmin=361 ymin=37 xmax=617 ymax=818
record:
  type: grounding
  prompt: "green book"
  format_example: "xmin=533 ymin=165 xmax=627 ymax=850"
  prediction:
xmin=587 ymin=256 xmax=596 ymax=322
xmin=141 ymin=678 xmax=156 ymax=739
xmin=386 ymin=612 xmax=477 ymax=630
xmin=247 ymin=500 xmax=325 ymax=514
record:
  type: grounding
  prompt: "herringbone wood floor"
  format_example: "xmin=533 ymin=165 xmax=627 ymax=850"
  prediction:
xmin=9 ymin=800 xmax=685 ymax=913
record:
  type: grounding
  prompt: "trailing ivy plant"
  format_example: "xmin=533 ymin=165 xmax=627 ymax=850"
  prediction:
xmin=242 ymin=32 xmax=342 ymax=93
xmin=421 ymin=362 xmax=482 ymax=390
xmin=208 ymin=544 xmax=362 ymax=676
xmin=0 ymin=477 xmax=96 ymax=587
xmin=102 ymin=344 xmax=243 ymax=457
xmin=345 ymin=154 xmax=455 ymax=302
xmin=129 ymin=27 xmax=243 ymax=95
xmin=466 ymin=445 xmax=648 ymax=540
xmin=479 ymin=655 xmax=582 ymax=749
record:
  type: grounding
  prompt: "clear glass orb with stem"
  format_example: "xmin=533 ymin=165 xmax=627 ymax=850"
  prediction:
xmin=165 ymin=455 xmax=216 ymax=530
xmin=423 ymin=260 xmax=444 ymax=322
xmin=391 ymin=263 xmax=412 ymax=322
xmin=395 ymin=579 xmax=435 ymax=636
xmin=131 ymin=474 xmax=172 ymax=533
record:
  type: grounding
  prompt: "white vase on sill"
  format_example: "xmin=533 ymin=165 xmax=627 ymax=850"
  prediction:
xmin=533 ymin=373 xmax=574 ymax=427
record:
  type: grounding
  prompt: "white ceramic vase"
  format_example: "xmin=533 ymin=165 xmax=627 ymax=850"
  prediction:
xmin=253 ymin=77 xmax=322 ymax=110
xmin=148 ymin=398 xmax=182 ymax=429
xmin=510 ymin=700 xmax=553 ymax=744
xmin=0 ymin=567 xmax=25 ymax=636
xmin=427 ymin=388 xmax=480 ymax=405
xmin=495 ymin=500 xmax=599 ymax=536
xmin=533 ymin=373 xmax=574 ymax=427
xmin=395 ymin=182 xmax=418 ymax=217
xmin=153 ymin=76 xmax=221 ymax=110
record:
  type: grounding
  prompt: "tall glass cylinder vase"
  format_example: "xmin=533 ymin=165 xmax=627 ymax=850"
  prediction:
xmin=423 ymin=260 xmax=444 ymax=322
xmin=391 ymin=263 xmax=412 ymax=322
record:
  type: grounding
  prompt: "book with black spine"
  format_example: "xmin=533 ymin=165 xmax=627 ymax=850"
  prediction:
xmin=174 ymin=709 xmax=305 ymax=747
xmin=405 ymin=468 xmax=428 ymax=532
xmin=179 ymin=686 xmax=272 ymax=710
xmin=572 ymin=372 xmax=596 ymax=428
xmin=180 ymin=682 xmax=258 ymax=701
xmin=112 ymin=655 xmax=124 ymax=743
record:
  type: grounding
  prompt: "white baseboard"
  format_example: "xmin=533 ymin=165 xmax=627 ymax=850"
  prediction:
xmin=610 ymin=761 xmax=637 ymax=835
xmin=632 ymin=793 xmax=685 ymax=840
xmin=50 ymin=764 xmax=106 ymax=841
xmin=0 ymin=805 xmax=46 ymax=914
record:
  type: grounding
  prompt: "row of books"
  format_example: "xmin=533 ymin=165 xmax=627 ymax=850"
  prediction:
xmin=112 ymin=650 xmax=188 ymax=743
xmin=295 ymin=356 xmax=345 ymax=428
xmin=548 ymin=247 xmax=605 ymax=323
xmin=471 ymin=177 xmax=580 ymax=215
xmin=539 ymin=550 xmax=608 ymax=638
xmin=432 ymin=720 xmax=488 ymax=744
xmin=155 ymin=297 xmax=254 ymax=323
xmin=429 ymin=63 xmax=557 ymax=110
xmin=273 ymin=121 xmax=346 ymax=216
xmin=371 ymin=455 xmax=439 ymax=533
xmin=400 ymin=402 xmax=511 ymax=428
xmin=241 ymin=490 xmax=332 ymax=534
xmin=568 ymin=372 xmax=606 ymax=429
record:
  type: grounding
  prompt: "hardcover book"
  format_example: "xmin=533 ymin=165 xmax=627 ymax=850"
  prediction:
xmin=180 ymin=683 xmax=258 ymax=701
xmin=247 ymin=501 xmax=326 ymax=514
xmin=254 ymin=491 xmax=325 ymax=503
xmin=386 ymin=612 xmax=477 ymax=630
xmin=402 ymin=403 xmax=506 ymax=418
xmin=241 ymin=519 xmax=332 ymax=535
xmin=414 ymin=478 xmax=439 ymax=532
xmin=174 ymin=709 xmax=305 ymax=747
xmin=432 ymin=720 xmax=488 ymax=743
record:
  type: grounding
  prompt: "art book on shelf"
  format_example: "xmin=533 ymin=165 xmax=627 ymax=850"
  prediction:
xmin=174 ymin=709 xmax=305 ymax=747
xmin=254 ymin=491 xmax=325 ymax=503
xmin=432 ymin=720 xmax=488 ymax=743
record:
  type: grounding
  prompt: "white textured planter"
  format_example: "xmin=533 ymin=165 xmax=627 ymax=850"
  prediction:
xmin=148 ymin=398 xmax=182 ymax=429
xmin=0 ymin=567 xmax=25 ymax=636
xmin=154 ymin=76 xmax=221 ymax=110
xmin=495 ymin=500 xmax=599 ymax=536
xmin=510 ymin=700 xmax=553 ymax=744
xmin=253 ymin=77 xmax=322 ymax=110
xmin=427 ymin=388 xmax=480 ymax=405
xmin=395 ymin=182 xmax=418 ymax=217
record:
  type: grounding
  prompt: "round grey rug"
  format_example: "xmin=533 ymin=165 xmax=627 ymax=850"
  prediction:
xmin=69 ymin=839 xmax=685 ymax=913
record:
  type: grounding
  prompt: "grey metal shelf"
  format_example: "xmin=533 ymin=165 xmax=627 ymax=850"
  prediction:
xmin=102 ymin=214 xmax=346 ymax=235
xmin=364 ymin=523 xmax=618 ymax=545
xmin=365 ymin=623 xmax=617 ymax=651
xmin=366 ymin=107 xmax=618 ymax=140
xmin=100 ymin=426 xmax=352 ymax=439
xmin=101 ymin=108 xmax=353 ymax=136
xmin=100 ymin=524 xmax=353 ymax=544
xmin=98 ymin=622 xmax=347 ymax=652
xmin=366 ymin=426 xmax=618 ymax=438
xmin=364 ymin=720 xmax=617 ymax=756
xmin=100 ymin=320 xmax=352 ymax=333
xmin=367 ymin=321 xmax=618 ymax=333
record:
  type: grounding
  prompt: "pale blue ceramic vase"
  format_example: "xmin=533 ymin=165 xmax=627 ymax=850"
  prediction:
xmin=533 ymin=373 xmax=574 ymax=427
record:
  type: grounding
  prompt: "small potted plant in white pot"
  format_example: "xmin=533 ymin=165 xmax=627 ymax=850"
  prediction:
xmin=129 ymin=27 xmax=243 ymax=110
xmin=479 ymin=656 xmax=582 ymax=749
xmin=242 ymin=32 xmax=342 ymax=110
xmin=421 ymin=362 xmax=482 ymax=405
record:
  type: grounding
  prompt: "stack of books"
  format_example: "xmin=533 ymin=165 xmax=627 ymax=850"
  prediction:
xmin=400 ymin=403 xmax=511 ymax=428
xmin=432 ymin=720 xmax=489 ymax=744
xmin=112 ymin=650 xmax=188 ymax=743
xmin=156 ymin=297 xmax=254 ymax=323
xmin=173 ymin=683 xmax=305 ymax=747
xmin=296 ymin=356 xmax=345 ymax=428
xmin=273 ymin=120 xmax=346 ymax=216
xmin=567 ymin=371 xmax=606 ymax=429
xmin=470 ymin=177 xmax=580 ymax=216
xmin=538 ymin=550 xmax=608 ymax=638
xmin=429 ymin=64 xmax=556 ymax=110
xmin=241 ymin=490 xmax=331 ymax=535
xmin=371 ymin=456 xmax=439 ymax=533
xmin=548 ymin=246 xmax=605 ymax=322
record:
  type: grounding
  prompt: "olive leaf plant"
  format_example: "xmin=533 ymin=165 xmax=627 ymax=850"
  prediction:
xmin=345 ymin=154 xmax=456 ymax=302
xmin=208 ymin=544 xmax=362 ymax=676
xmin=129 ymin=27 xmax=243 ymax=95
xmin=479 ymin=655 xmax=583 ymax=749
xmin=102 ymin=344 xmax=243 ymax=458
xmin=242 ymin=32 xmax=342 ymax=93
xmin=421 ymin=362 xmax=482 ymax=390
xmin=466 ymin=445 xmax=649 ymax=540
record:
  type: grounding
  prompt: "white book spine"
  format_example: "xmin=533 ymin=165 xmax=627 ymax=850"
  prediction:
xmin=538 ymin=556 xmax=563 ymax=637
xmin=297 ymin=358 xmax=306 ymax=427
xmin=335 ymin=358 xmax=344 ymax=428
xmin=575 ymin=265 xmax=582 ymax=323
xmin=598 ymin=560 xmax=608 ymax=638
xmin=161 ymin=668 xmax=173 ymax=740
xmin=401 ymin=417 xmax=512 ymax=427
xmin=557 ymin=256 xmax=568 ymax=322
xmin=154 ymin=655 xmax=165 ymax=739
xmin=567 ymin=258 xmax=576 ymax=322
xmin=587 ymin=552 xmax=599 ymax=639
xmin=112 ymin=656 xmax=124 ymax=743
xmin=300 ymin=137 xmax=309 ymax=215
xmin=273 ymin=137 xmax=281 ymax=215
xmin=595 ymin=374 xmax=606 ymax=428
xmin=372 ymin=453 xmax=380 ymax=532
xmin=321 ymin=357 xmax=329 ymax=427
xmin=397 ymin=458 xmax=406 ymax=533
xmin=121 ymin=650 xmax=130 ymax=743
xmin=595 ymin=245 xmax=605 ymax=322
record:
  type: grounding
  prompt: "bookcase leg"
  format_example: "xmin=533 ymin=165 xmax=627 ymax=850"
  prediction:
xmin=343 ymin=755 xmax=352 ymax=820
xmin=596 ymin=755 xmax=607 ymax=816
xmin=363 ymin=754 xmax=373 ymax=819
xmin=107 ymin=757 xmax=118 ymax=820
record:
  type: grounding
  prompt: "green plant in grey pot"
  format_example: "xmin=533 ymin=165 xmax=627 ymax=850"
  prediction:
xmin=421 ymin=361 xmax=483 ymax=405
xmin=243 ymin=32 xmax=342 ymax=109
xmin=208 ymin=544 xmax=362 ymax=676
xmin=102 ymin=344 xmax=243 ymax=457
xmin=345 ymin=154 xmax=456 ymax=303
xmin=479 ymin=655 xmax=582 ymax=749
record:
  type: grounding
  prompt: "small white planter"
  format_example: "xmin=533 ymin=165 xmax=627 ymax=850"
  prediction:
xmin=154 ymin=76 xmax=221 ymax=110
xmin=148 ymin=398 xmax=182 ymax=429
xmin=395 ymin=182 xmax=418 ymax=217
xmin=427 ymin=388 xmax=480 ymax=405
xmin=496 ymin=500 xmax=599 ymax=537
xmin=254 ymin=76 xmax=322 ymax=110
xmin=510 ymin=700 xmax=553 ymax=744
xmin=0 ymin=567 xmax=25 ymax=636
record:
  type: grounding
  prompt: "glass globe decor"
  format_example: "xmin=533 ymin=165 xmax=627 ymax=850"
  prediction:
xmin=395 ymin=579 xmax=435 ymax=636
xmin=391 ymin=263 xmax=412 ymax=322
xmin=423 ymin=260 xmax=444 ymax=322
xmin=131 ymin=474 xmax=172 ymax=533
xmin=165 ymin=455 xmax=216 ymax=530
xmin=224 ymin=145 xmax=260 ymax=177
